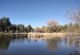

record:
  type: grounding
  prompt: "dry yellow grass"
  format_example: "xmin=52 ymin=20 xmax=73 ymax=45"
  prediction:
xmin=28 ymin=32 xmax=67 ymax=40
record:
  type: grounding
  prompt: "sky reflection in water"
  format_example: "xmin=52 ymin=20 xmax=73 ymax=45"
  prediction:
xmin=0 ymin=34 xmax=80 ymax=55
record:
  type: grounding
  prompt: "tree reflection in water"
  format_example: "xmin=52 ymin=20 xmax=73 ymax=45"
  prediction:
xmin=0 ymin=34 xmax=80 ymax=55
xmin=0 ymin=34 xmax=28 ymax=50
xmin=65 ymin=34 xmax=80 ymax=55
xmin=0 ymin=35 xmax=11 ymax=50
xmin=46 ymin=37 xmax=61 ymax=51
xmin=12 ymin=34 xmax=28 ymax=39
xmin=65 ymin=34 xmax=80 ymax=48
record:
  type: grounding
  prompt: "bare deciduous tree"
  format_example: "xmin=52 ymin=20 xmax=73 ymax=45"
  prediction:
xmin=35 ymin=27 xmax=43 ymax=32
xmin=66 ymin=8 xmax=80 ymax=24
xmin=66 ymin=8 xmax=80 ymax=32
xmin=47 ymin=19 xmax=59 ymax=27
xmin=47 ymin=19 xmax=60 ymax=32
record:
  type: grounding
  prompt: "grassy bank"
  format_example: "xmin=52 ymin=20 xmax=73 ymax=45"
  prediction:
xmin=0 ymin=32 xmax=80 ymax=40
xmin=28 ymin=32 xmax=67 ymax=39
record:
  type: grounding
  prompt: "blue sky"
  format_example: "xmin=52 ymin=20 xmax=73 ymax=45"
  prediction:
xmin=0 ymin=0 xmax=80 ymax=27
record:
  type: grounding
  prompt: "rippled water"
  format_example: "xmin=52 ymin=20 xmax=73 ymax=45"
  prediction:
xmin=0 ymin=34 xmax=80 ymax=55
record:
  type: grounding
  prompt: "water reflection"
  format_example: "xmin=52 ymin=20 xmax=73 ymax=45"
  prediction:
xmin=12 ymin=34 xmax=28 ymax=39
xmin=64 ymin=34 xmax=80 ymax=55
xmin=46 ymin=37 xmax=61 ymax=51
xmin=69 ymin=50 xmax=80 ymax=55
xmin=0 ymin=35 xmax=11 ymax=50
xmin=0 ymin=34 xmax=80 ymax=55
xmin=0 ymin=34 xmax=28 ymax=50
xmin=65 ymin=34 xmax=80 ymax=48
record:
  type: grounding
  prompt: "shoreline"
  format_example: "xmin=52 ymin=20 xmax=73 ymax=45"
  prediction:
xmin=0 ymin=32 xmax=80 ymax=40
xmin=0 ymin=32 xmax=80 ymax=35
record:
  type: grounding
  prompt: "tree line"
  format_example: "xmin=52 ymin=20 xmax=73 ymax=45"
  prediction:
xmin=0 ymin=9 xmax=80 ymax=33
xmin=35 ymin=8 xmax=80 ymax=33
xmin=0 ymin=17 xmax=33 ymax=33
xmin=0 ymin=16 xmax=80 ymax=33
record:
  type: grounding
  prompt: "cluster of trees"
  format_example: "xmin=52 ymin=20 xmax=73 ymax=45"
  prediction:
xmin=0 ymin=17 xmax=66 ymax=33
xmin=66 ymin=9 xmax=80 ymax=32
xmin=0 ymin=16 xmax=80 ymax=33
xmin=0 ymin=9 xmax=80 ymax=33
xmin=35 ymin=20 xmax=61 ymax=33
xmin=34 ymin=20 xmax=78 ymax=33
xmin=0 ymin=17 xmax=33 ymax=33
xmin=34 ymin=9 xmax=80 ymax=33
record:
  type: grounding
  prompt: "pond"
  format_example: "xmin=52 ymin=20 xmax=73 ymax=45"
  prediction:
xmin=0 ymin=34 xmax=80 ymax=55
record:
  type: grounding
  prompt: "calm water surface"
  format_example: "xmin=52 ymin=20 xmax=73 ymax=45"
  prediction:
xmin=0 ymin=34 xmax=80 ymax=55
